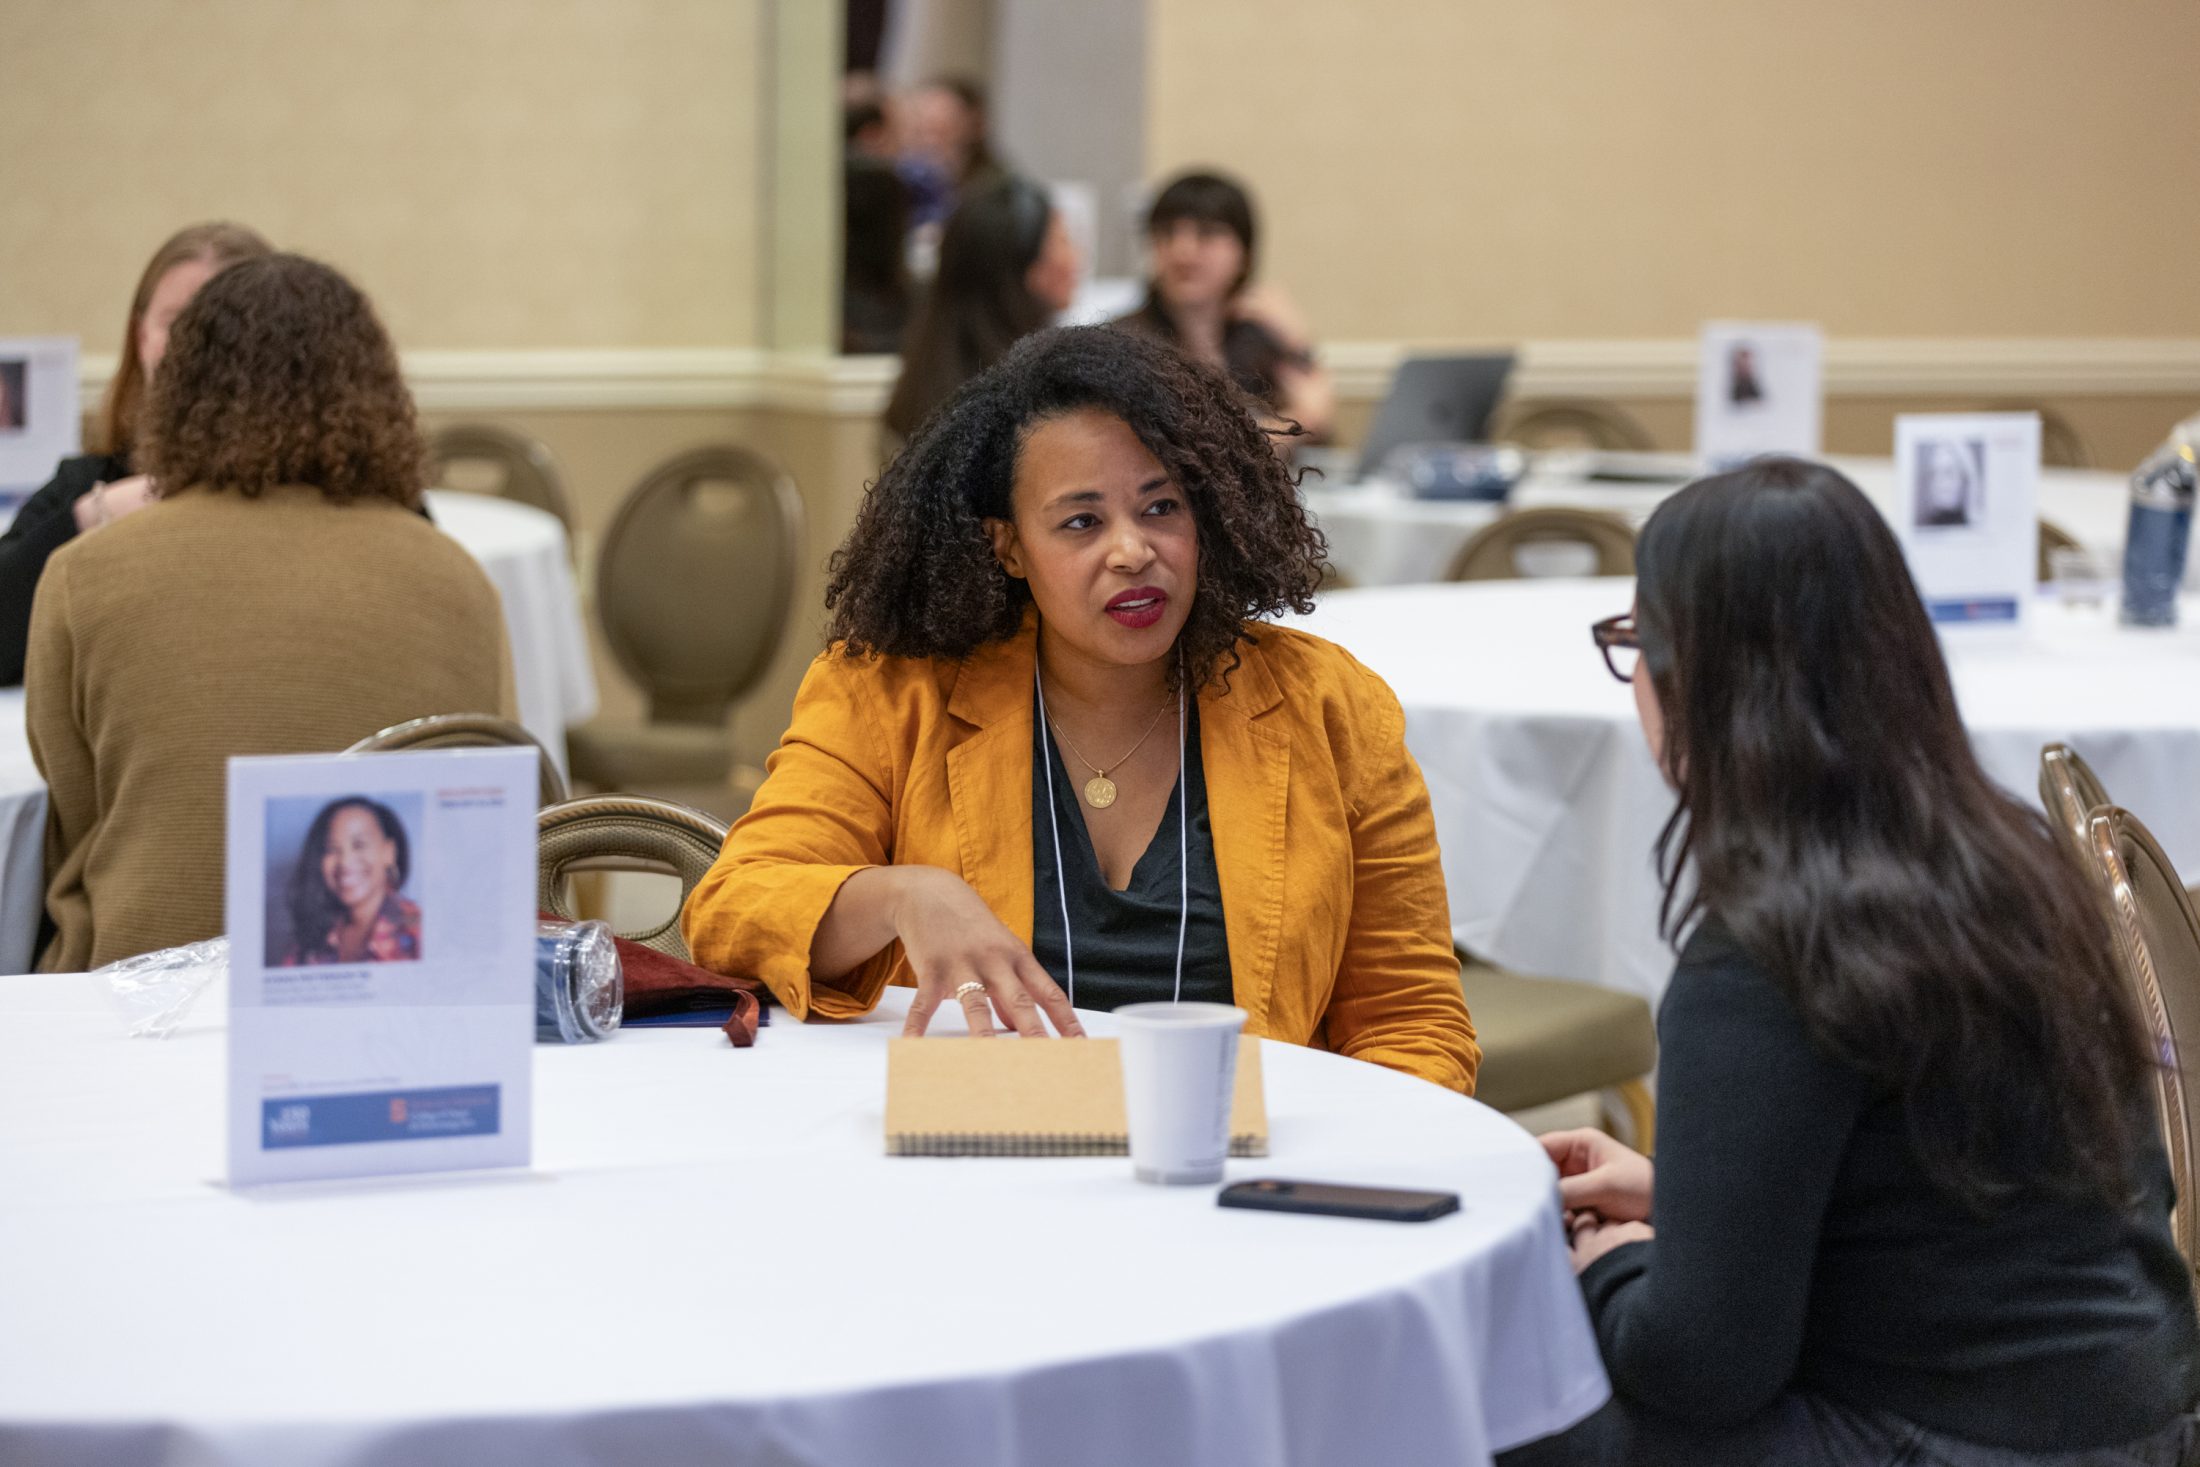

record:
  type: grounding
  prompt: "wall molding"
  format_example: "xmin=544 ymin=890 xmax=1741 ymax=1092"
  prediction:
xmin=1324 ymin=338 xmax=2200 ymax=400
xmin=75 ymin=338 xmax=2200 ymax=417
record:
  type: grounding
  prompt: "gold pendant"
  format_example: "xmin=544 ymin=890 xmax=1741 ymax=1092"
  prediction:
xmin=1083 ymin=775 xmax=1118 ymax=809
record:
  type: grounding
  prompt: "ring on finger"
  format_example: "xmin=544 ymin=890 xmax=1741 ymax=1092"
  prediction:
xmin=952 ymin=980 xmax=987 ymax=1002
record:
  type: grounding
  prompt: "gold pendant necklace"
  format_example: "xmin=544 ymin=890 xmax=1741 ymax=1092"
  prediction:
xmin=1048 ymin=696 xmax=1176 ymax=809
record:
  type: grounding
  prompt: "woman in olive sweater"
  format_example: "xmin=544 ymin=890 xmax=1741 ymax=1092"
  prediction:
xmin=1505 ymin=458 xmax=2198 ymax=1465
xmin=28 ymin=254 xmax=511 ymax=970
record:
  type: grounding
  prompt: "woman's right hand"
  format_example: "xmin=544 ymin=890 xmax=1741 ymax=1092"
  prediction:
xmin=892 ymin=866 xmax=1084 ymax=1039
xmin=1540 ymin=1127 xmax=1655 ymax=1223
xmin=70 ymin=475 xmax=158 ymax=533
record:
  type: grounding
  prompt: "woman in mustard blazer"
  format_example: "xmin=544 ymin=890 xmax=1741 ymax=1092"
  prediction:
xmin=682 ymin=327 xmax=1477 ymax=1093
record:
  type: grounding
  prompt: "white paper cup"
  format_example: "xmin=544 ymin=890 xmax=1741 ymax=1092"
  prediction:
xmin=1115 ymin=1002 xmax=1247 ymax=1185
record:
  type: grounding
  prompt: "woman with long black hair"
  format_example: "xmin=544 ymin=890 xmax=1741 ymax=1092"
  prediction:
xmin=881 ymin=175 xmax=1079 ymax=443
xmin=1506 ymin=457 xmax=2198 ymax=1464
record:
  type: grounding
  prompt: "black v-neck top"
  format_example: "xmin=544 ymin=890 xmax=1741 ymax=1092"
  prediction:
xmin=1030 ymin=697 xmax=1233 ymax=1011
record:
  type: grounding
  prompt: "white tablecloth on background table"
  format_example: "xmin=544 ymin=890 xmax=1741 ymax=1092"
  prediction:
xmin=0 ymin=497 xmax=595 ymax=973
xmin=1301 ymin=455 xmax=2141 ymax=588
xmin=0 ymin=690 xmax=42 ymax=977
xmin=424 ymin=490 xmax=598 ymax=770
xmin=1293 ymin=579 xmax=2200 ymax=1007
xmin=0 ymin=982 xmax=1606 ymax=1467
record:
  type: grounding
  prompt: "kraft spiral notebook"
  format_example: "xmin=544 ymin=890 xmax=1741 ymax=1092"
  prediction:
xmin=884 ymin=1037 xmax=1269 ymax=1157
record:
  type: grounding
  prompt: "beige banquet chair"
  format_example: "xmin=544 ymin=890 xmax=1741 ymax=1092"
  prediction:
xmin=2037 ymin=519 xmax=2083 ymax=582
xmin=2081 ymin=805 xmax=2200 ymax=1285
xmin=564 ymin=446 xmax=804 ymax=823
xmin=1463 ymin=954 xmax=1659 ymax=1149
xmin=347 ymin=712 xmax=568 ymax=808
xmin=537 ymin=794 xmax=730 ymax=962
xmin=1491 ymin=399 xmax=1657 ymax=453
xmin=2039 ymin=742 xmax=2200 ymax=908
xmin=1446 ymin=507 xmax=1637 ymax=582
xmin=426 ymin=423 xmax=575 ymax=532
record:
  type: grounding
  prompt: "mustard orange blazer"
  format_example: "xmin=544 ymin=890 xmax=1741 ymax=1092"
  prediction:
xmin=681 ymin=619 xmax=1480 ymax=1093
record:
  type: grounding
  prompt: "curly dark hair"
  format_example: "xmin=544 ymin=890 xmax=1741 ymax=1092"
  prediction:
xmin=139 ymin=253 xmax=425 ymax=506
xmin=828 ymin=325 xmax=1326 ymax=688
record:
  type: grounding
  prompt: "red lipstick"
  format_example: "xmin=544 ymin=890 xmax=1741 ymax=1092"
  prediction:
xmin=1105 ymin=586 xmax=1167 ymax=629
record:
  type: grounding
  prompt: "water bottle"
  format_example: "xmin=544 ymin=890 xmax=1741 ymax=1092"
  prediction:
xmin=2120 ymin=417 xmax=2200 ymax=627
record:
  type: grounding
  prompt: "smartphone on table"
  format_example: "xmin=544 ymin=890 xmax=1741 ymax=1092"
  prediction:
xmin=1217 ymin=1178 xmax=1461 ymax=1222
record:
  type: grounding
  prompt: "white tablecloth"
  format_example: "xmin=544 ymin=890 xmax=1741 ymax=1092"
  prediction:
xmin=0 ymin=498 xmax=595 ymax=974
xmin=424 ymin=490 xmax=598 ymax=770
xmin=0 ymin=982 xmax=1606 ymax=1467
xmin=1294 ymin=579 xmax=2200 ymax=1007
xmin=1302 ymin=455 xmax=2141 ymax=589
xmin=0 ymin=690 xmax=42 ymax=978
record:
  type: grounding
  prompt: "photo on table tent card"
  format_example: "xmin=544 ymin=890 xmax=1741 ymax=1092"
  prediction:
xmin=0 ymin=337 xmax=79 ymax=501
xmin=224 ymin=746 xmax=537 ymax=1186
xmin=1910 ymin=435 xmax=1990 ymax=533
xmin=1694 ymin=322 xmax=1823 ymax=471
xmin=1892 ymin=412 xmax=2041 ymax=633
xmin=264 ymin=792 xmax=426 ymax=968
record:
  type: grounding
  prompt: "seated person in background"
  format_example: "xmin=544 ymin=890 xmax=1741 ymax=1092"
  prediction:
xmin=684 ymin=326 xmax=1478 ymax=1093
xmin=1504 ymin=457 xmax=2198 ymax=1465
xmin=0 ymin=221 xmax=271 ymax=685
xmin=881 ymin=175 xmax=1080 ymax=444
xmin=842 ymin=156 xmax=914 ymax=355
xmin=28 ymin=254 xmax=514 ymax=971
xmin=897 ymin=76 xmax=1006 ymax=225
xmin=1116 ymin=171 xmax=1334 ymax=442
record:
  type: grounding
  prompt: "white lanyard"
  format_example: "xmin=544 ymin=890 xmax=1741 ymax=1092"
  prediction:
xmin=1035 ymin=663 xmax=1189 ymax=1007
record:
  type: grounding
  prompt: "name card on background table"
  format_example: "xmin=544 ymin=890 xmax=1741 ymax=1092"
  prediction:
xmin=1694 ymin=322 xmax=1822 ymax=470
xmin=1893 ymin=412 xmax=2042 ymax=635
xmin=224 ymin=748 xmax=537 ymax=1186
xmin=0 ymin=337 xmax=80 ymax=526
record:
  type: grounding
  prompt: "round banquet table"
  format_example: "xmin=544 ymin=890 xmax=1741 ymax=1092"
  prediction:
xmin=422 ymin=490 xmax=598 ymax=771
xmin=1291 ymin=579 xmax=2200 ymax=1008
xmin=1300 ymin=454 xmax=2144 ymax=589
xmin=0 ymin=981 xmax=1607 ymax=1467
xmin=0 ymin=690 xmax=40 ymax=980
xmin=0 ymin=495 xmax=595 ymax=975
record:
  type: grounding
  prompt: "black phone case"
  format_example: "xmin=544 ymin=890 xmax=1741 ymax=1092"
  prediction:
xmin=1217 ymin=1178 xmax=1461 ymax=1222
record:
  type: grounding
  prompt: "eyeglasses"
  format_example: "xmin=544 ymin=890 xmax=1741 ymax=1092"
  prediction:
xmin=1591 ymin=613 xmax=1640 ymax=684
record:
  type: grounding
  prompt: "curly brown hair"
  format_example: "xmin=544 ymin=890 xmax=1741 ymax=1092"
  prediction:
xmin=139 ymin=253 xmax=425 ymax=506
xmin=828 ymin=325 xmax=1326 ymax=688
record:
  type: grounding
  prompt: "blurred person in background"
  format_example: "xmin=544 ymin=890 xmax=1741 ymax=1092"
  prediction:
xmin=0 ymin=222 xmax=271 ymax=685
xmin=27 ymin=254 xmax=513 ymax=971
xmin=898 ymin=75 xmax=1006 ymax=224
xmin=1118 ymin=171 xmax=1334 ymax=442
xmin=843 ymin=155 xmax=915 ymax=355
xmin=882 ymin=175 xmax=1079 ymax=443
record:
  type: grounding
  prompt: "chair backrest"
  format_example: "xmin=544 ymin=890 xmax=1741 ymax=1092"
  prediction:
xmin=1446 ymin=507 xmax=1636 ymax=582
xmin=2037 ymin=518 xmax=2082 ymax=582
xmin=427 ymin=424 xmax=574 ymax=531
xmin=2038 ymin=742 xmax=2113 ymax=862
xmin=1491 ymin=398 xmax=1656 ymax=452
xmin=596 ymin=445 xmax=804 ymax=726
xmin=346 ymin=713 xmax=567 ymax=807
xmin=2086 ymin=806 xmax=2200 ymax=1282
xmin=537 ymin=794 xmax=731 ymax=960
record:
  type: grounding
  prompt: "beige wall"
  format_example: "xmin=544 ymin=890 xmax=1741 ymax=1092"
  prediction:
xmin=1148 ymin=2 xmax=2200 ymax=343
xmin=0 ymin=0 xmax=762 ymax=351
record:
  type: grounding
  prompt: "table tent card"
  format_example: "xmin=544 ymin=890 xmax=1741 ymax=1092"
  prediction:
xmin=225 ymin=747 xmax=537 ymax=1185
xmin=0 ymin=337 xmax=80 ymax=526
xmin=1892 ymin=412 xmax=2042 ymax=635
xmin=1694 ymin=322 xmax=1822 ymax=471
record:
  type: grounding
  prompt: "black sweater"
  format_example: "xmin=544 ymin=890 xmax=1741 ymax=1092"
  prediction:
xmin=0 ymin=453 xmax=126 ymax=686
xmin=1582 ymin=920 xmax=2198 ymax=1451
